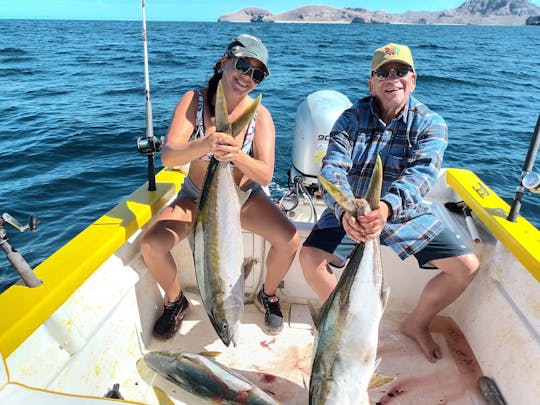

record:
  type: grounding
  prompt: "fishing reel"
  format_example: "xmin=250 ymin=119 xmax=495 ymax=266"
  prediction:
xmin=1 ymin=212 xmax=41 ymax=288
xmin=136 ymin=136 xmax=162 ymax=155
xmin=522 ymin=172 xmax=540 ymax=194
xmin=0 ymin=213 xmax=38 ymax=238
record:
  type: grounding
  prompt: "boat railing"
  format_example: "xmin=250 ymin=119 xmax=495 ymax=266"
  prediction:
xmin=0 ymin=213 xmax=41 ymax=288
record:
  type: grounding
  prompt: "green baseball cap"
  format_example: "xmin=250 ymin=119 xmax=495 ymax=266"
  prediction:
xmin=225 ymin=34 xmax=270 ymax=75
xmin=370 ymin=43 xmax=415 ymax=73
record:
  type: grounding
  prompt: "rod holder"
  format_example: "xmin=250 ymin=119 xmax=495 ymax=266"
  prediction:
xmin=507 ymin=113 xmax=540 ymax=222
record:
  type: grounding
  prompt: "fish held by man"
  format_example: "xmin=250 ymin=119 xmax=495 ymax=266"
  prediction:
xmin=309 ymin=155 xmax=390 ymax=404
xmin=143 ymin=350 xmax=281 ymax=404
xmin=192 ymin=79 xmax=261 ymax=347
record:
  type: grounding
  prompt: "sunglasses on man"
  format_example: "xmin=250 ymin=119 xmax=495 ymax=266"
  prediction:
xmin=371 ymin=66 xmax=412 ymax=81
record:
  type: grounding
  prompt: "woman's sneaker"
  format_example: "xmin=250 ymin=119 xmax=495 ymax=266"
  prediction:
xmin=152 ymin=292 xmax=189 ymax=340
xmin=255 ymin=286 xmax=284 ymax=335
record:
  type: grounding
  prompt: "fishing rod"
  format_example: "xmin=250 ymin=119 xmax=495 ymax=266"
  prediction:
xmin=507 ymin=113 xmax=540 ymax=222
xmin=0 ymin=213 xmax=41 ymax=288
xmin=136 ymin=0 xmax=161 ymax=191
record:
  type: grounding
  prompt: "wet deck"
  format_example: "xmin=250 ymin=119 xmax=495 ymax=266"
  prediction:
xmin=142 ymin=292 xmax=485 ymax=404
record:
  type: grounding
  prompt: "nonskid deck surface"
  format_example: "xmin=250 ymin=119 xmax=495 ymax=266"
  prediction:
xmin=142 ymin=292 xmax=484 ymax=404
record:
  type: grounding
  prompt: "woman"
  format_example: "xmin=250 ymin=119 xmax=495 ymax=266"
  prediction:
xmin=141 ymin=34 xmax=299 ymax=340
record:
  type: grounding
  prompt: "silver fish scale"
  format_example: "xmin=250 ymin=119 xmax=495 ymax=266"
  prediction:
xmin=194 ymin=162 xmax=245 ymax=347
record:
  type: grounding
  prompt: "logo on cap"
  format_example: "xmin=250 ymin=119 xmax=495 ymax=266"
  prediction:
xmin=384 ymin=47 xmax=399 ymax=56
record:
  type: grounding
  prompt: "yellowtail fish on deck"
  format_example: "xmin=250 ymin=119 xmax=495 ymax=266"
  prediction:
xmin=143 ymin=351 xmax=280 ymax=404
xmin=310 ymin=155 xmax=390 ymax=404
xmin=192 ymin=80 xmax=261 ymax=347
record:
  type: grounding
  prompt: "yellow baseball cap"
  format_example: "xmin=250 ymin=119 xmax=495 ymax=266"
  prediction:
xmin=370 ymin=43 xmax=415 ymax=73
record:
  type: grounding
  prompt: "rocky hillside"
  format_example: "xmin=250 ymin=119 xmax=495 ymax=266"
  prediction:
xmin=218 ymin=0 xmax=540 ymax=25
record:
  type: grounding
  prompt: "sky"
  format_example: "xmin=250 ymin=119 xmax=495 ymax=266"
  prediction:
xmin=1 ymin=0 xmax=520 ymax=22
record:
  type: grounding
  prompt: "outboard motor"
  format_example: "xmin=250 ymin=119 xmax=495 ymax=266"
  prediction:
xmin=278 ymin=90 xmax=352 ymax=223
xmin=290 ymin=90 xmax=352 ymax=191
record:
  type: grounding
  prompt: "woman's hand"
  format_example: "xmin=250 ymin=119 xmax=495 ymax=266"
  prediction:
xmin=209 ymin=132 xmax=242 ymax=163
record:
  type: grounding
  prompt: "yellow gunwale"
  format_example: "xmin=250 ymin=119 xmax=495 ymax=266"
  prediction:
xmin=446 ymin=168 xmax=540 ymax=281
xmin=0 ymin=168 xmax=185 ymax=358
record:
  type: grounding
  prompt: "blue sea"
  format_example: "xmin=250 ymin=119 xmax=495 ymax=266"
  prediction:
xmin=1 ymin=20 xmax=539 ymax=292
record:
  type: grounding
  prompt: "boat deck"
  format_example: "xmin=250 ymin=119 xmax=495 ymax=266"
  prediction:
xmin=141 ymin=291 xmax=485 ymax=404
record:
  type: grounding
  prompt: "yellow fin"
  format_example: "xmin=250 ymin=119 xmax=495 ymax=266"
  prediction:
xmin=231 ymin=93 xmax=262 ymax=137
xmin=317 ymin=175 xmax=359 ymax=216
xmin=365 ymin=154 xmax=383 ymax=209
xmin=382 ymin=287 xmax=390 ymax=310
xmin=215 ymin=79 xmax=262 ymax=138
xmin=199 ymin=351 xmax=222 ymax=359
xmin=368 ymin=373 xmax=397 ymax=390
xmin=307 ymin=298 xmax=323 ymax=329
xmin=152 ymin=386 xmax=175 ymax=405
xmin=215 ymin=80 xmax=231 ymax=133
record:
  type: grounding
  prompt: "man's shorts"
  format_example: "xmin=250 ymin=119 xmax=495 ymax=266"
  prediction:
xmin=303 ymin=225 xmax=472 ymax=269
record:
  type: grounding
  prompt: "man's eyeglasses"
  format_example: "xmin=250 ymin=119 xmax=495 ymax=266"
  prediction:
xmin=372 ymin=67 xmax=412 ymax=81
xmin=233 ymin=57 xmax=267 ymax=84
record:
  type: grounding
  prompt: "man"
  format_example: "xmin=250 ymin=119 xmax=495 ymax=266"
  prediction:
xmin=299 ymin=43 xmax=479 ymax=363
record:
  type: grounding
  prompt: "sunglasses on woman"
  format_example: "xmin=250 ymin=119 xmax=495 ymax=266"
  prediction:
xmin=233 ymin=57 xmax=267 ymax=84
xmin=372 ymin=66 xmax=412 ymax=81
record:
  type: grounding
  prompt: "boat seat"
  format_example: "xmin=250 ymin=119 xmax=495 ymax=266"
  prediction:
xmin=0 ymin=352 xmax=144 ymax=405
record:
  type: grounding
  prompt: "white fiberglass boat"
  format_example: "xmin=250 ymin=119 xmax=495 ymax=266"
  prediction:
xmin=1 ymin=89 xmax=539 ymax=405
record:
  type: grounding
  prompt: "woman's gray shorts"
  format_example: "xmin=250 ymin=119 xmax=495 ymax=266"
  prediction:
xmin=174 ymin=175 xmax=266 ymax=204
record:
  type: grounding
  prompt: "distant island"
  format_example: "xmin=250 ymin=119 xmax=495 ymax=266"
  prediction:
xmin=218 ymin=0 xmax=540 ymax=26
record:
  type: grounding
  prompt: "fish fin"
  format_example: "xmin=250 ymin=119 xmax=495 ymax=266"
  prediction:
xmin=365 ymin=154 xmax=383 ymax=209
xmin=307 ymin=299 xmax=322 ymax=329
xmin=381 ymin=287 xmax=390 ymax=311
xmin=242 ymin=257 xmax=257 ymax=279
xmin=230 ymin=93 xmax=262 ymax=137
xmin=368 ymin=373 xmax=397 ymax=391
xmin=215 ymin=79 xmax=262 ymax=138
xmin=317 ymin=175 xmax=359 ymax=216
xmin=215 ymin=80 xmax=231 ymax=133
xmin=374 ymin=357 xmax=381 ymax=370
xmin=193 ymin=220 xmax=208 ymax=303
xmin=185 ymin=285 xmax=201 ymax=295
xmin=199 ymin=351 xmax=222 ymax=359
xmin=152 ymin=386 xmax=176 ymax=405
xmin=236 ymin=183 xmax=251 ymax=206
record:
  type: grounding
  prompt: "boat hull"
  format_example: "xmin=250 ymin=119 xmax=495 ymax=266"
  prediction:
xmin=1 ymin=167 xmax=539 ymax=404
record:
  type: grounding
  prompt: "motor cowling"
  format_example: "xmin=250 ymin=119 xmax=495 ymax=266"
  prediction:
xmin=290 ymin=90 xmax=352 ymax=189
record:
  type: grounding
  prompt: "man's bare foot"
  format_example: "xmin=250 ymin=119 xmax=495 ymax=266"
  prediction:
xmin=400 ymin=316 xmax=442 ymax=363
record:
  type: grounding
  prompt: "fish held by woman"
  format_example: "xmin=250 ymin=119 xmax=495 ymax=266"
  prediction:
xmin=192 ymin=79 xmax=261 ymax=347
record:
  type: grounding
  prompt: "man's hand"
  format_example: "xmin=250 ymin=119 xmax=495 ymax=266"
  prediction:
xmin=343 ymin=202 xmax=390 ymax=242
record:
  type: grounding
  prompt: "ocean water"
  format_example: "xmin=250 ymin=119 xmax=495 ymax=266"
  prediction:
xmin=1 ymin=20 xmax=539 ymax=292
